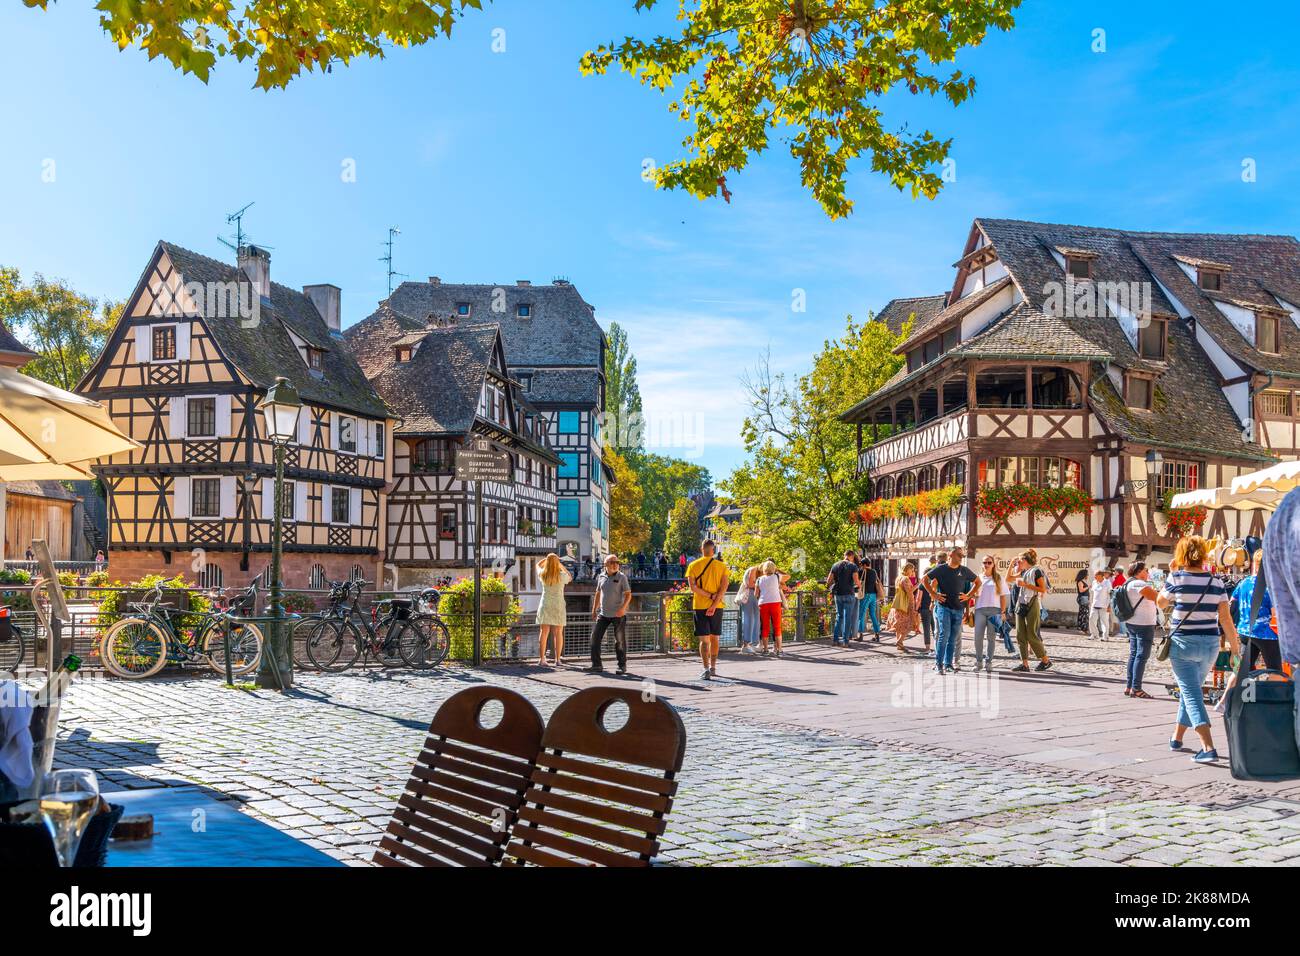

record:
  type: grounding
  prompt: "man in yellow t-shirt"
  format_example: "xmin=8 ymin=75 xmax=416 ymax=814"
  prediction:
xmin=686 ymin=539 xmax=730 ymax=680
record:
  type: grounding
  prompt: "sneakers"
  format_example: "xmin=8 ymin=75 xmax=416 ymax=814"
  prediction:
xmin=1035 ymin=660 xmax=1052 ymax=672
xmin=741 ymin=644 xmax=755 ymax=655
xmin=585 ymin=666 xmax=605 ymax=674
xmin=1169 ymin=738 xmax=1185 ymax=751
xmin=709 ymin=666 xmax=717 ymax=678
xmin=1192 ymin=749 xmax=1219 ymax=764
xmin=616 ymin=667 xmax=627 ymax=676
xmin=1011 ymin=663 xmax=1030 ymax=673
xmin=699 ymin=669 xmax=712 ymax=681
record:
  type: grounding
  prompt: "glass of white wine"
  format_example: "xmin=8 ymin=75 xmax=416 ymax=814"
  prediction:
xmin=40 ymin=769 xmax=100 ymax=867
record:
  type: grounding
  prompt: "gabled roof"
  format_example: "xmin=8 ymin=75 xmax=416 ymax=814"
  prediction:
xmin=894 ymin=277 xmax=1014 ymax=354
xmin=0 ymin=319 xmax=37 ymax=365
xmin=151 ymin=243 xmax=389 ymax=419
xmin=362 ymin=322 xmax=502 ymax=436
xmin=875 ymin=295 xmax=947 ymax=337
xmin=949 ymin=302 xmax=1110 ymax=361
xmin=386 ymin=279 xmax=604 ymax=405
xmin=5 ymin=480 xmax=78 ymax=501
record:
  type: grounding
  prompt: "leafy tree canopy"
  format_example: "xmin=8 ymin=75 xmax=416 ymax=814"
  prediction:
xmin=603 ymin=321 xmax=643 ymax=451
xmin=720 ymin=313 xmax=905 ymax=574
xmin=0 ymin=267 xmax=119 ymax=391
xmin=607 ymin=447 xmax=652 ymax=556
xmin=627 ymin=450 xmax=712 ymax=549
xmin=665 ymin=496 xmax=701 ymax=558
xmin=25 ymin=0 xmax=1020 ymax=215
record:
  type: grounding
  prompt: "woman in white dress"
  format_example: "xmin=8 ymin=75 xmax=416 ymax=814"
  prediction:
xmin=537 ymin=553 xmax=572 ymax=667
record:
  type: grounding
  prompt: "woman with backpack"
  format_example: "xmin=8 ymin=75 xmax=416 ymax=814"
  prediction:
xmin=1158 ymin=536 xmax=1241 ymax=764
xmin=1118 ymin=562 xmax=1160 ymax=698
xmin=1011 ymin=549 xmax=1052 ymax=672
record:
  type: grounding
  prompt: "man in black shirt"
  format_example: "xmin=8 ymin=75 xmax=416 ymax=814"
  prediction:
xmin=924 ymin=547 xmax=980 ymax=674
xmin=858 ymin=562 xmax=882 ymax=641
xmin=825 ymin=550 xmax=860 ymax=646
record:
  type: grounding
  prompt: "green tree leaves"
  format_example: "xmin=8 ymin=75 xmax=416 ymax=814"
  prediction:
xmin=583 ymin=0 xmax=1020 ymax=217
xmin=720 ymin=314 xmax=904 ymax=574
xmin=0 ymin=267 xmax=119 ymax=390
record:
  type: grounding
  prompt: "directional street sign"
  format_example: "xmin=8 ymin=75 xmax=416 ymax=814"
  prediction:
xmin=455 ymin=440 xmax=512 ymax=482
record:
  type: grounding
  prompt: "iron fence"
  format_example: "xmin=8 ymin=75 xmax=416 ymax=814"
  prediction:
xmin=0 ymin=583 xmax=837 ymax=676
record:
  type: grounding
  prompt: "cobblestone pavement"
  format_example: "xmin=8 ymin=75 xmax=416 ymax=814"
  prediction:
xmin=49 ymin=633 xmax=1300 ymax=866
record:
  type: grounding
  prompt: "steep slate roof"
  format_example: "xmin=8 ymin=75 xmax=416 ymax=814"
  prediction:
xmin=895 ymin=277 xmax=1014 ymax=353
xmin=525 ymin=368 xmax=602 ymax=406
xmin=385 ymin=279 xmax=604 ymax=406
xmin=875 ymin=295 xmax=946 ymax=337
xmin=158 ymin=243 xmax=389 ymax=419
xmin=948 ymin=302 xmax=1110 ymax=361
xmin=362 ymin=323 xmax=501 ymax=435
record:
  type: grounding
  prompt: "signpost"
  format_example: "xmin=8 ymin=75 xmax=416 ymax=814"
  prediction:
xmin=455 ymin=440 xmax=513 ymax=666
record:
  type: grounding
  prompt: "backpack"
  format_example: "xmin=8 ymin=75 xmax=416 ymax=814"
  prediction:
xmin=1111 ymin=581 xmax=1144 ymax=623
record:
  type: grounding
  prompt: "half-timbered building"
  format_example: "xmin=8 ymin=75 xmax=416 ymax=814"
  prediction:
xmin=842 ymin=219 xmax=1296 ymax=613
xmin=78 ymin=242 xmax=395 ymax=590
xmin=383 ymin=277 xmax=611 ymax=562
xmin=343 ymin=308 xmax=561 ymax=607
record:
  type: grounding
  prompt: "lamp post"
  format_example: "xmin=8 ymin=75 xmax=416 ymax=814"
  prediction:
xmin=255 ymin=376 xmax=302 ymax=690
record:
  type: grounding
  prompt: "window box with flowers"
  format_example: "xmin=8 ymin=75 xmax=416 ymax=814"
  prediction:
xmin=974 ymin=484 xmax=1092 ymax=523
xmin=852 ymin=484 xmax=964 ymax=525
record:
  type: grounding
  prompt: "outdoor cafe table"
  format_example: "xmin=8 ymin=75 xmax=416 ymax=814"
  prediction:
xmin=103 ymin=786 xmax=343 ymax=867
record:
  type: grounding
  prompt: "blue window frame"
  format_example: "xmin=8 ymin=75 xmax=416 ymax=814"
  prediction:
xmin=558 ymin=499 xmax=580 ymax=528
xmin=559 ymin=452 xmax=580 ymax=479
xmin=558 ymin=411 xmax=580 ymax=434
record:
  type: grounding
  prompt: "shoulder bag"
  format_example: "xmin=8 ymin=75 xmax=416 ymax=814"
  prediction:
xmin=1156 ymin=573 xmax=1211 ymax=662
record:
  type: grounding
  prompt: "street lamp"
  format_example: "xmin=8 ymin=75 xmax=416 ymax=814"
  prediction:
xmin=255 ymin=376 xmax=302 ymax=690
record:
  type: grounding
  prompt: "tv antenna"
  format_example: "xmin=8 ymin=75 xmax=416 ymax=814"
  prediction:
xmin=380 ymin=226 xmax=407 ymax=296
xmin=218 ymin=203 xmax=272 ymax=255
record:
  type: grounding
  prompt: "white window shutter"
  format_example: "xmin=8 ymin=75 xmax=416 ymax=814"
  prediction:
xmin=172 ymin=476 xmax=190 ymax=519
xmin=295 ymin=481 xmax=309 ymax=521
xmin=330 ymin=415 xmax=339 ymax=449
xmin=350 ymin=488 xmax=361 ymax=526
xmin=298 ymin=409 xmax=311 ymax=446
xmin=360 ymin=421 xmax=372 ymax=457
xmin=176 ymin=323 xmax=192 ymax=361
xmin=169 ymin=397 xmax=187 ymax=439
xmin=261 ymin=477 xmax=274 ymax=519
xmin=220 ymin=476 xmax=237 ymax=518
xmin=216 ymin=394 xmax=232 ymax=437
xmin=135 ymin=326 xmax=152 ymax=364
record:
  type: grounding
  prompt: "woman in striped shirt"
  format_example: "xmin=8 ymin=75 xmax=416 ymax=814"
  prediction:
xmin=1157 ymin=536 xmax=1241 ymax=764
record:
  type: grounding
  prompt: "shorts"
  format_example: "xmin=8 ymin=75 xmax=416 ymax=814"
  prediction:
xmin=694 ymin=608 xmax=724 ymax=637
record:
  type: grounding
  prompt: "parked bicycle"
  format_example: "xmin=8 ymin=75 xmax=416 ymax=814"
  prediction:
xmin=303 ymin=580 xmax=449 ymax=672
xmin=99 ymin=583 xmax=264 ymax=679
xmin=0 ymin=606 xmax=25 ymax=672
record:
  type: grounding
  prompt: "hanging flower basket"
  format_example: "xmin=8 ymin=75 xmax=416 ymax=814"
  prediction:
xmin=853 ymin=484 xmax=963 ymax=525
xmin=1160 ymin=488 xmax=1206 ymax=537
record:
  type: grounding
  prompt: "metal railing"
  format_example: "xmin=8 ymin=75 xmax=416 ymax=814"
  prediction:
xmin=0 ymin=583 xmax=837 ymax=675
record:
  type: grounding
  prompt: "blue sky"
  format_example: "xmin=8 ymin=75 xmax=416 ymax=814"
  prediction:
xmin=2 ymin=1 xmax=1299 ymax=482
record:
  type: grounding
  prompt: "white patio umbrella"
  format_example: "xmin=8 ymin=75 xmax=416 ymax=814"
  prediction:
xmin=1230 ymin=459 xmax=1300 ymax=498
xmin=0 ymin=365 xmax=138 ymax=564
xmin=1170 ymin=485 xmax=1283 ymax=513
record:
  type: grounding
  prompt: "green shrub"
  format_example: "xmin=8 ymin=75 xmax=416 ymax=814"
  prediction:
xmin=0 ymin=568 xmax=34 ymax=612
xmin=96 ymin=573 xmax=212 ymax=635
xmin=665 ymin=586 xmax=697 ymax=651
xmin=437 ymin=577 xmax=520 ymax=660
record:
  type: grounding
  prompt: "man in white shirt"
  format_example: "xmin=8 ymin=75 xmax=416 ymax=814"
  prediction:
xmin=1089 ymin=570 xmax=1113 ymax=641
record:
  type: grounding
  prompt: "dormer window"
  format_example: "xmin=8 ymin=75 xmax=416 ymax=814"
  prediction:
xmin=395 ymin=345 xmax=413 ymax=364
xmin=305 ymin=347 xmax=324 ymax=371
xmin=153 ymin=325 xmax=177 ymax=361
xmin=518 ymin=304 xmax=532 ymax=319
xmin=1125 ymin=372 xmax=1154 ymax=411
xmin=1066 ymin=256 xmax=1093 ymax=281
xmin=1198 ymin=269 xmax=1223 ymax=291
xmin=1257 ymin=312 xmax=1281 ymax=353
xmin=1138 ymin=316 xmax=1168 ymax=361
xmin=456 ymin=303 xmax=471 ymax=317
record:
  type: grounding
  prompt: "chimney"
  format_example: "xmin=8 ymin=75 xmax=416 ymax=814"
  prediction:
xmin=428 ymin=276 xmax=441 ymax=286
xmin=517 ymin=280 xmax=531 ymax=287
xmin=237 ymin=245 xmax=271 ymax=298
xmin=304 ymin=284 xmax=342 ymax=336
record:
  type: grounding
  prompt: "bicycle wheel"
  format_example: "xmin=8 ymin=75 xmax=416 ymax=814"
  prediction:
xmin=397 ymin=616 xmax=451 ymax=670
xmin=201 ymin=620 xmax=265 ymax=677
xmin=292 ymin=616 xmax=323 ymax=670
xmin=305 ymin=618 xmax=360 ymax=672
xmin=0 ymin=626 xmax=25 ymax=673
xmin=101 ymin=617 xmax=169 ymax=679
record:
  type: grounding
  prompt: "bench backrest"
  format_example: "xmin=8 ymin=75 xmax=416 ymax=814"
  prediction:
xmin=504 ymin=686 xmax=686 ymax=867
xmin=373 ymin=686 xmax=545 ymax=867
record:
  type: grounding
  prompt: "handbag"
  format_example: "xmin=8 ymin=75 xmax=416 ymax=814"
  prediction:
xmin=1156 ymin=574 xmax=1211 ymax=662
xmin=1225 ymin=562 xmax=1300 ymax=780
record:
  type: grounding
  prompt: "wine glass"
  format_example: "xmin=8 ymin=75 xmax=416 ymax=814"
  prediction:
xmin=40 ymin=769 xmax=100 ymax=867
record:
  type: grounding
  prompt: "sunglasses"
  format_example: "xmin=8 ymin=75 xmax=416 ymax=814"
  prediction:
xmin=982 ymin=560 xmax=994 ymax=565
